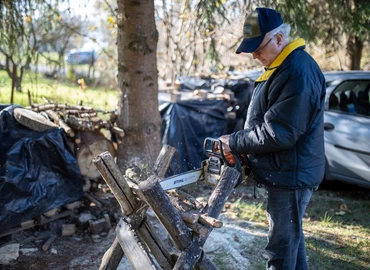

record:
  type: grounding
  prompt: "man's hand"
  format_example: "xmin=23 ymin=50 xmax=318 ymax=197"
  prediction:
xmin=218 ymin=135 xmax=231 ymax=153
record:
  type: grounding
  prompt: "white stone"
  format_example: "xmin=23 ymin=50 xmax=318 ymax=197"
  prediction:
xmin=0 ymin=243 xmax=20 ymax=265
xmin=20 ymin=248 xmax=39 ymax=255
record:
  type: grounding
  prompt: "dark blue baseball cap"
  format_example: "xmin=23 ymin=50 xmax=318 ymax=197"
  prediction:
xmin=236 ymin=8 xmax=283 ymax=54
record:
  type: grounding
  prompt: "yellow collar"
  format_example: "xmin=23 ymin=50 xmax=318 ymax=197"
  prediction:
xmin=255 ymin=38 xmax=306 ymax=82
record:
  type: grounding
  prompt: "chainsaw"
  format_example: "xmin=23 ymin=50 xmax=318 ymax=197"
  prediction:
xmin=159 ymin=137 xmax=249 ymax=191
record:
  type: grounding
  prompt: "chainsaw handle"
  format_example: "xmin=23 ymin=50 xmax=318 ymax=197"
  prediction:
xmin=204 ymin=137 xmax=245 ymax=187
xmin=203 ymin=137 xmax=240 ymax=168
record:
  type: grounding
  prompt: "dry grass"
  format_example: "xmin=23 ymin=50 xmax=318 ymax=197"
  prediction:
xmin=227 ymin=181 xmax=370 ymax=270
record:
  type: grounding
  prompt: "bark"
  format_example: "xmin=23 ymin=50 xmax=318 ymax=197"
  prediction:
xmin=346 ymin=32 xmax=363 ymax=70
xmin=116 ymin=0 xmax=161 ymax=171
xmin=138 ymin=175 xmax=193 ymax=251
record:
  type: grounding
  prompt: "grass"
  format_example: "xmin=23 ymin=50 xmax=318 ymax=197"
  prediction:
xmin=227 ymin=183 xmax=370 ymax=270
xmin=304 ymin=188 xmax=370 ymax=270
xmin=0 ymin=70 xmax=118 ymax=111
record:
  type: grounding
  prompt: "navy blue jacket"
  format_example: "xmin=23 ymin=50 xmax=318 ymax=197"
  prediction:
xmin=229 ymin=40 xmax=326 ymax=189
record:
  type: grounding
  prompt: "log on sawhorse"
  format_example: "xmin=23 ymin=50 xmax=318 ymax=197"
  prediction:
xmin=139 ymin=166 xmax=240 ymax=270
xmin=95 ymin=145 xmax=240 ymax=269
xmin=94 ymin=145 xmax=176 ymax=270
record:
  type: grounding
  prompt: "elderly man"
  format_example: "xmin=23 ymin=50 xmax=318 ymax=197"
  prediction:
xmin=219 ymin=7 xmax=326 ymax=270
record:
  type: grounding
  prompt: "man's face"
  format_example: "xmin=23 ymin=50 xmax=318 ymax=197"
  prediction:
xmin=251 ymin=35 xmax=281 ymax=67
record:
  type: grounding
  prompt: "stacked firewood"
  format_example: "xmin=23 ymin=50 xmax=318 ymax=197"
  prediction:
xmin=27 ymin=103 xmax=124 ymax=139
xmin=18 ymin=103 xmax=123 ymax=180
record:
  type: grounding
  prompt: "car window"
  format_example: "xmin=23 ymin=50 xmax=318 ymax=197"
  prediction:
xmin=328 ymin=80 xmax=370 ymax=116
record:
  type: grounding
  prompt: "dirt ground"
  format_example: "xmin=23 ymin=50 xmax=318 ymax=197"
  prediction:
xmin=1 ymin=181 xmax=268 ymax=270
xmin=0 ymin=180 xmax=364 ymax=270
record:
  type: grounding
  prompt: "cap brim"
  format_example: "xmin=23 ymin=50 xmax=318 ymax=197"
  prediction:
xmin=235 ymin=35 xmax=265 ymax=54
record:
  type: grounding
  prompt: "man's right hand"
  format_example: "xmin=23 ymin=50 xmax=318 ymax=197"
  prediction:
xmin=218 ymin=135 xmax=231 ymax=153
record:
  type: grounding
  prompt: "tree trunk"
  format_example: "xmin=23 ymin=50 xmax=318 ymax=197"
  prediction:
xmin=116 ymin=0 xmax=161 ymax=171
xmin=346 ymin=32 xmax=363 ymax=70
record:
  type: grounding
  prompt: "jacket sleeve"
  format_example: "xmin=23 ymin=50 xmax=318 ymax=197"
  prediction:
xmin=229 ymin=72 xmax=321 ymax=155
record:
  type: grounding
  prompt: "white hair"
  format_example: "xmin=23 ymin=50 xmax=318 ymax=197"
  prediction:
xmin=268 ymin=23 xmax=291 ymax=41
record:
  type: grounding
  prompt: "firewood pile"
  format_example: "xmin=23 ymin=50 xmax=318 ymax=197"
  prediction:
xmin=95 ymin=145 xmax=240 ymax=270
xmin=14 ymin=103 xmax=124 ymax=180
xmin=26 ymin=103 xmax=124 ymax=139
xmin=0 ymin=104 xmax=125 ymax=261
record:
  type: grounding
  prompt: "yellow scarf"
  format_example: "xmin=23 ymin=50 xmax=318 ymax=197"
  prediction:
xmin=255 ymin=38 xmax=305 ymax=82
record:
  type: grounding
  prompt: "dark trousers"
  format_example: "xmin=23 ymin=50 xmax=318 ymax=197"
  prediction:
xmin=264 ymin=186 xmax=313 ymax=270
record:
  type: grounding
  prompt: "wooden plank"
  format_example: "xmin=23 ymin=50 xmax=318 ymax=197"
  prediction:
xmin=154 ymin=144 xmax=176 ymax=178
xmin=116 ymin=219 xmax=158 ymax=270
xmin=99 ymin=237 xmax=124 ymax=270
xmin=93 ymin=152 xmax=137 ymax=214
xmin=42 ymin=234 xmax=58 ymax=251
xmin=0 ymin=210 xmax=73 ymax=239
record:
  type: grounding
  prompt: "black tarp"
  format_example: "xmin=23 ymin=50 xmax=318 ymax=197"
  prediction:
xmin=160 ymin=99 xmax=230 ymax=176
xmin=160 ymin=76 xmax=255 ymax=176
xmin=0 ymin=105 xmax=83 ymax=233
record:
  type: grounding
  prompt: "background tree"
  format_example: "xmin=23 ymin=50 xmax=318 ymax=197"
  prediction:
xmin=38 ymin=13 xmax=84 ymax=74
xmin=0 ymin=0 xmax=80 ymax=103
xmin=155 ymin=0 xmax=248 ymax=83
xmin=0 ymin=1 xmax=56 ymax=98
xmin=269 ymin=0 xmax=370 ymax=70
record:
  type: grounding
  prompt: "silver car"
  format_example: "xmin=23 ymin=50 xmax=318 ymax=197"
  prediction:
xmin=324 ymin=71 xmax=370 ymax=188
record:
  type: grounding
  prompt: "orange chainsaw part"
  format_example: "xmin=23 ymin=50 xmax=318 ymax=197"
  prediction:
xmin=224 ymin=152 xmax=236 ymax=165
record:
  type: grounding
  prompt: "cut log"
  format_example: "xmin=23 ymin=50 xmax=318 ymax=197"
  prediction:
xmin=179 ymin=212 xmax=199 ymax=224
xmin=198 ymin=214 xmax=223 ymax=228
xmin=175 ymin=189 xmax=204 ymax=210
xmin=42 ymin=234 xmax=58 ymax=251
xmin=139 ymin=175 xmax=193 ymax=251
xmin=45 ymin=110 xmax=75 ymax=137
xmin=76 ymin=131 xmax=116 ymax=179
xmin=13 ymin=108 xmax=59 ymax=132
xmin=185 ymin=222 xmax=208 ymax=238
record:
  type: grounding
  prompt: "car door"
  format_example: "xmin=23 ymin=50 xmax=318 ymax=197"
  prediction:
xmin=324 ymin=79 xmax=370 ymax=186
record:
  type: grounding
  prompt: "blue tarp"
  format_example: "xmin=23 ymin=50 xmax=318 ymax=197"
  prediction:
xmin=0 ymin=105 xmax=83 ymax=233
